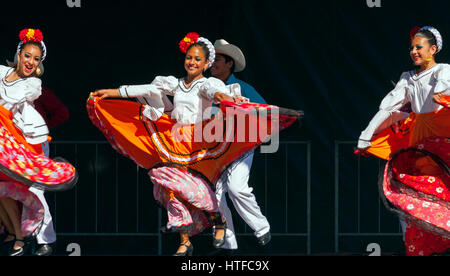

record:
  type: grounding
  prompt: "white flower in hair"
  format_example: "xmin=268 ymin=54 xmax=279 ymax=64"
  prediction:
xmin=420 ymin=26 xmax=443 ymax=53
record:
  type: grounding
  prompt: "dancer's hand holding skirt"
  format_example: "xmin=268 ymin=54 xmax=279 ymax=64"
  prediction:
xmin=87 ymin=95 xmax=302 ymax=236
xmin=359 ymin=97 xmax=450 ymax=256
xmin=86 ymin=95 xmax=302 ymax=185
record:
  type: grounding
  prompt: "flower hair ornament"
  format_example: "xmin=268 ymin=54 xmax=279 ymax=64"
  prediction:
xmin=17 ymin=28 xmax=47 ymax=61
xmin=179 ymin=32 xmax=215 ymax=68
xmin=409 ymin=26 xmax=421 ymax=39
xmin=410 ymin=25 xmax=443 ymax=54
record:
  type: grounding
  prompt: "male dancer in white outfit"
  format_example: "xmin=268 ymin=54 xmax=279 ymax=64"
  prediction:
xmin=210 ymin=39 xmax=271 ymax=250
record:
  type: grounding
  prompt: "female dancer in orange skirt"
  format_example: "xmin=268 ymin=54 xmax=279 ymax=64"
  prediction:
xmin=0 ymin=29 xmax=78 ymax=256
xmin=89 ymin=32 xmax=301 ymax=255
xmin=357 ymin=26 xmax=450 ymax=256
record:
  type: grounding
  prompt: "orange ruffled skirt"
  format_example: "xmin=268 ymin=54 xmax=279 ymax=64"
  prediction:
xmin=87 ymin=96 xmax=302 ymax=236
xmin=87 ymin=96 xmax=302 ymax=185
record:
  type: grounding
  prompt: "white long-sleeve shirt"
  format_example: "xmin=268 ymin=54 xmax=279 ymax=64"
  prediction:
xmin=358 ymin=63 xmax=450 ymax=149
xmin=0 ymin=65 xmax=48 ymax=144
xmin=118 ymin=76 xmax=241 ymax=124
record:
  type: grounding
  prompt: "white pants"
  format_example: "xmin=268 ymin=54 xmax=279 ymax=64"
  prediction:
xmin=28 ymin=187 xmax=57 ymax=244
xmin=28 ymin=141 xmax=56 ymax=245
xmin=215 ymin=152 xmax=270 ymax=250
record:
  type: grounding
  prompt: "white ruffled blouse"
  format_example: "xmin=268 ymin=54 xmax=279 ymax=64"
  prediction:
xmin=118 ymin=76 xmax=241 ymax=124
xmin=0 ymin=65 xmax=48 ymax=144
xmin=358 ymin=63 xmax=450 ymax=148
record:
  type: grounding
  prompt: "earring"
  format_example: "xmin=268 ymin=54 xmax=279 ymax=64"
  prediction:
xmin=36 ymin=68 xmax=41 ymax=76
xmin=425 ymin=55 xmax=434 ymax=62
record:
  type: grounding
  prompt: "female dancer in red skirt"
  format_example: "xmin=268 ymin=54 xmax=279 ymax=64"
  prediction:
xmin=0 ymin=29 xmax=77 ymax=256
xmin=89 ymin=32 xmax=301 ymax=255
xmin=357 ymin=26 xmax=450 ymax=256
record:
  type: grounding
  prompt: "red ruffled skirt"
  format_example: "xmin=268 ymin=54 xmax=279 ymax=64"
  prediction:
xmin=383 ymin=137 xmax=450 ymax=256
xmin=366 ymin=97 xmax=450 ymax=255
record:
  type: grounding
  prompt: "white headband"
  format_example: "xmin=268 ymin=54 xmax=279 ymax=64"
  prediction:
xmin=17 ymin=40 xmax=47 ymax=61
xmin=197 ymin=37 xmax=215 ymax=68
xmin=419 ymin=26 xmax=443 ymax=53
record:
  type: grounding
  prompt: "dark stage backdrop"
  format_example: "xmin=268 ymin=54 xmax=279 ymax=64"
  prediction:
xmin=1 ymin=0 xmax=449 ymax=255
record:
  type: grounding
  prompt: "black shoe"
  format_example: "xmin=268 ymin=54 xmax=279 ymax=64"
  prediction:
xmin=34 ymin=243 xmax=55 ymax=256
xmin=213 ymin=224 xmax=227 ymax=249
xmin=257 ymin=232 xmax=271 ymax=246
xmin=8 ymin=238 xmax=30 ymax=256
xmin=173 ymin=243 xmax=194 ymax=256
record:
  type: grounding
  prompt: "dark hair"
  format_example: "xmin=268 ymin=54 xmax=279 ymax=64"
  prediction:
xmin=415 ymin=30 xmax=438 ymax=51
xmin=186 ymin=41 xmax=210 ymax=61
xmin=19 ymin=41 xmax=44 ymax=58
xmin=217 ymin=54 xmax=236 ymax=74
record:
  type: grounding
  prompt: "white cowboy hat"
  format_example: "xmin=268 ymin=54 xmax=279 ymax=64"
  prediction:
xmin=213 ymin=39 xmax=246 ymax=72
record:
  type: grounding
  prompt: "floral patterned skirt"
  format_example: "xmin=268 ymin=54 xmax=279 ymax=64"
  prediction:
xmin=0 ymin=103 xmax=77 ymax=237
xmin=0 ymin=181 xmax=44 ymax=237
xmin=150 ymin=166 xmax=224 ymax=237
xmin=0 ymin=104 xmax=77 ymax=191
xmin=383 ymin=136 xmax=450 ymax=256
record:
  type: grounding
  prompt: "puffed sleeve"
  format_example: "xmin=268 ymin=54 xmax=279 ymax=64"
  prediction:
xmin=0 ymin=65 xmax=11 ymax=77
xmin=24 ymin=77 xmax=42 ymax=102
xmin=118 ymin=76 xmax=178 ymax=98
xmin=433 ymin=64 xmax=450 ymax=95
xmin=358 ymin=72 xmax=411 ymax=149
xmin=200 ymin=77 xmax=235 ymax=100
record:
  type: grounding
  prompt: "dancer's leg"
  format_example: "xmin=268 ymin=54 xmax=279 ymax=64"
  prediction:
xmin=175 ymin=232 xmax=192 ymax=255
xmin=226 ymin=153 xmax=270 ymax=238
xmin=0 ymin=198 xmax=24 ymax=249
xmin=0 ymin=201 xmax=14 ymax=235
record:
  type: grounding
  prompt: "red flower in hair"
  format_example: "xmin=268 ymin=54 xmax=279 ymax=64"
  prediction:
xmin=410 ymin=26 xmax=421 ymax=39
xmin=19 ymin=28 xmax=44 ymax=43
xmin=179 ymin=32 xmax=200 ymax=53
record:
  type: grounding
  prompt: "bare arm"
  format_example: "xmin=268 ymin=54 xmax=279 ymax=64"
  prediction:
xmin=213 ymin=92 xmax=249 ymax=104
xmin=213 ymin=92 xmax=234 ymax=104
xmin=92 ymin=89 xmax=120 ymax=100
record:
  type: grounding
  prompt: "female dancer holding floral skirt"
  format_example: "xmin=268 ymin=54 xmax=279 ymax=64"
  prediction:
xmin=357 ymin=26 xmax=450 ymax=256
xmin=89 ymin=32 xmax=302 ymax=255
xmin=0 ymin=29 xmax=77 ymax=256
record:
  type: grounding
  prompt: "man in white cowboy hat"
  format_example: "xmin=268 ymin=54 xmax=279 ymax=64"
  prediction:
xmin=211 ymin=39 xmax=271 ymax=251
